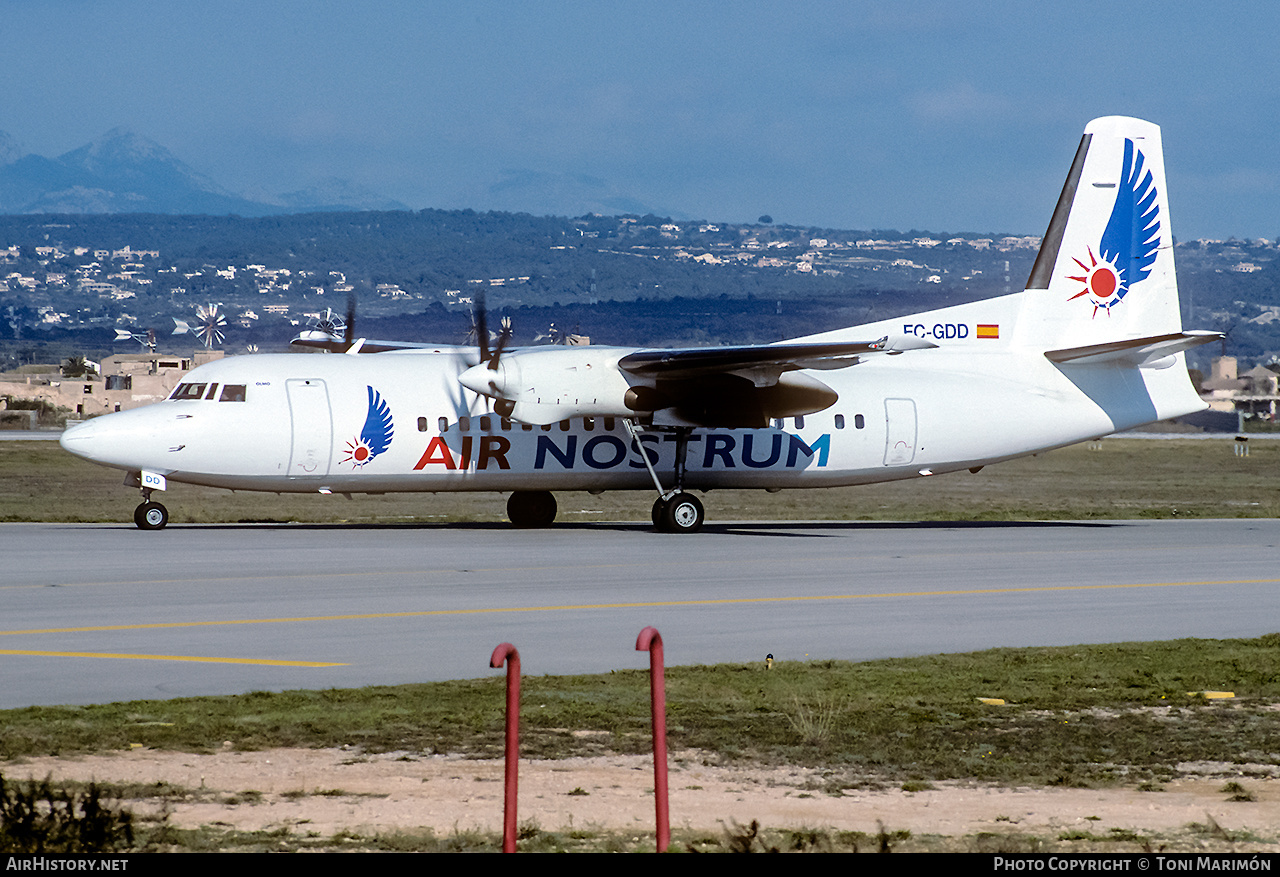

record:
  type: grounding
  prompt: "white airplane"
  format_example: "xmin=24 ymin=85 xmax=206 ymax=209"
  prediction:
xmin=61 ymin=116 xmax=1219 ymax=532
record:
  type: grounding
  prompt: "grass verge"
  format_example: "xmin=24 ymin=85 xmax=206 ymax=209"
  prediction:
xmin=4 ymin=635 xmax=1280 ymax=788
xmin=6 ymin=636 xmax=1280 ymax=851
xmin=4 ymin=437 xmax=1280 ymax=524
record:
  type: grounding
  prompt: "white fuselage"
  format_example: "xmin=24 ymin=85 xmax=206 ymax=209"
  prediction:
xmin=56 ymin=116 xmax=1215 ymax=524
xmin=58 ymin=335 xmax=1199 ymax=497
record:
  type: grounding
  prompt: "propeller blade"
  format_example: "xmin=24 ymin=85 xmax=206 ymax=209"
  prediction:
xmin=488 ymin=326 xmax=509 ymax=371
xmin=475 ymin=288 xmax=490 ymax=364
xmin=345 ymin=292 xmax=357 ymax=345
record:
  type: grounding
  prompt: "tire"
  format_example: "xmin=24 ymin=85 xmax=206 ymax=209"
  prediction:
xmin=506 ymin=490 xmax=557 ymax=528
xmin=135 ymin=501 xmax=169 ymax=531
xmin=661 ymin=492 xmax=704 ymax=534
xmin=651 ymin=496 xmax=669 ymax=530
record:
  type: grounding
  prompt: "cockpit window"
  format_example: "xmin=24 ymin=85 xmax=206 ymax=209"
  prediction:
xmin=218 ymin=384 xmax=247 ymax=402
xmin=170 ymin=383 xmax=207 ymax=400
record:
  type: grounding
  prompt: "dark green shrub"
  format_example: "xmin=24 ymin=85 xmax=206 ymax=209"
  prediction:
xmin=0 ymin=773 xmax=134 ymax=853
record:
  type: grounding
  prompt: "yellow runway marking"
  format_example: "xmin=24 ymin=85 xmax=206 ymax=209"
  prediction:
xmin=0 ymin=649 xmax=345 ymax=667
xmin=2 ymin=577 xmax=1276 ymax=638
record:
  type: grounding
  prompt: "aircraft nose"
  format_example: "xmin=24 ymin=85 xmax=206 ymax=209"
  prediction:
xmin=59 ymin=414 xmax=123 ymax=464
xmin=58 ymin=417 xmax=105 ymax=458
xmin=58 ymin=408 xmax=167 ymax=469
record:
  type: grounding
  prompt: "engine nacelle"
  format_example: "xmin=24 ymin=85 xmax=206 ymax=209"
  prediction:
xmin=459 ymin=347 xmax=642 ymax=425
xmin=654 ymin=370 xmax=838 ymax=428
xmin=458 ymin=345 xmax=843 ymax=428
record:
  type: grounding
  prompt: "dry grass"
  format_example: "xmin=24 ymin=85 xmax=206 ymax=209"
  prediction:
xmin=4 ymin=436 xmax=1279 ymax=524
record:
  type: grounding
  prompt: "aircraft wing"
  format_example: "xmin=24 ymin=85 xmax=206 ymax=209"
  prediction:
xmin=617 ymin=335 xmax=937 ymax=379
xmin=290 ymin=331 xmax=471 ymax=354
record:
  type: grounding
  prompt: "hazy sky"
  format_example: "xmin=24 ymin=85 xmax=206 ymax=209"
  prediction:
xmin=2 ymin=1 xmax=1276 ymax=239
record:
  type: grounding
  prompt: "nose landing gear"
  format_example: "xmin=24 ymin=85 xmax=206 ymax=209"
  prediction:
xmin=134 ymin=488 xmax=169 ymax=530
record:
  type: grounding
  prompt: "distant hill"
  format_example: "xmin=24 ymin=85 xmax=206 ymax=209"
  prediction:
xmin=0 ymin=128 xmax=408 ymax=216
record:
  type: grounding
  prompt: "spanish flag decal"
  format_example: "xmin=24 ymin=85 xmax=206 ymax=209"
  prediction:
xmin=976 ymin=324 xmax=999 ymax=339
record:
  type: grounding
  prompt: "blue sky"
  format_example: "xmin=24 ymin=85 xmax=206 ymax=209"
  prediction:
xmin=2 ymin=1 xmax=1276 ymax=239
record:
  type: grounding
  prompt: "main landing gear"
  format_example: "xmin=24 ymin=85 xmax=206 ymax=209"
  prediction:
xmin=626 ymin=420 xmax=706 ymax=534
xmin=503 ymin=424 xmax=707 ymax=533
xmin=134 ymin=489 xmax=169 ymax=531
xmin=507 ymin=490 xmax=558 ymax=528
xmin=651 ymin=491 xmax=705 ymax=534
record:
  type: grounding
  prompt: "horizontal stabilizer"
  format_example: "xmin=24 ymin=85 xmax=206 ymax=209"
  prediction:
xmin=1044 ymin=330 xmax=1221 ymax=366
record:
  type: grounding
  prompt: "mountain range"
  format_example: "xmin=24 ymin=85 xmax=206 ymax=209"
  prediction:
xmin=0 ymin=129 xmax=409 ymax=216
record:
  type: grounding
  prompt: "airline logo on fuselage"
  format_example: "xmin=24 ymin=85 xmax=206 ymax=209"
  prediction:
xmin=413 ymin=431 xmax=832 ymax=472
xmin=341 ymin=386 xmax=395 ymax=468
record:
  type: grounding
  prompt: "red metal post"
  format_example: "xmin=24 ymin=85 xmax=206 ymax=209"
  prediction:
xmin=635 ymin=626 xmax=670 ymax=852
xmin=490 ymin=642 xmax=521 ymax=853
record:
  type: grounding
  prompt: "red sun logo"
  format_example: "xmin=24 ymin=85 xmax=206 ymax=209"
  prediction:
xmin=1067 ymin=247 xmax=1125 ymax=316
xmin=341 ymin=437 xmax=374 ymax=468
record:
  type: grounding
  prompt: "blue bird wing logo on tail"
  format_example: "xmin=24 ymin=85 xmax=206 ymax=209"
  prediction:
xmin=1067 ymin=138 xmax=1162 ymax=316
xmin=341 ymin=386 xmax=394 ymax=468
xmin=1100 ymin=138 xmax=1161 ymax=290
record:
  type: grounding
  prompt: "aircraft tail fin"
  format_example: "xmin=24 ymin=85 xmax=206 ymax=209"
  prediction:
xmin=1016 ymin=117 xmax=1190 ymax=351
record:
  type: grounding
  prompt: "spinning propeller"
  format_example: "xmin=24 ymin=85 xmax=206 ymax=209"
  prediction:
xmin=344 ymin=291 xmax=357 ymax=349
xmin=463 ymin=290 xmax=516 ymax=413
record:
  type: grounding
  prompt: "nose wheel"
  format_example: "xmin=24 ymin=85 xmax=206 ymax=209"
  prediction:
xmin=134 ymin=500 xmax=169 ymax=530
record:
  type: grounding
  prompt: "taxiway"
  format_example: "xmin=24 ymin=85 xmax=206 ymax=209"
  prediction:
xmin=2 ymin=518 xmax=1278 ymax=708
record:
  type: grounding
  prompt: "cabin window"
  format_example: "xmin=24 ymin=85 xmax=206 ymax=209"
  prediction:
xmin=523 ymin=423 xmax=534 ymax=431
xmin=171 ymin=383 xmax=207 ymax=400
xmin=773 ymin=418 xmax=783 ymax=430
xmin=218 ymin=384 xmax=246 ymax=402
xmin=479 ymin=415 xmax=492 ymax=432
xmin=603 ymin=417 xmax=615 ymax=431
xmin=204 ymin=383 xmax=219 ymax=400
xmin=834 ymin=414 xmax=845 ymax=429
xmin=501 ymin=418 xmax=512 ymax=431
xmin=438 ymin=417 xmax=449 ymax=432
xmin=559 ymin=420 xmax=570 ymax=431
xmin=459 ymin=416 xmax=471 ymax=432
xmin=540 ymin=424 xmax=552 ymax=432
xmin=583 ymin=417 xmax=595 ymax=431
xmin=794 ymin=415 xmax=805 ymax=429
xmin=83 ymin=384 xmax=92 ymax=394
xmin=855 ymin=413 xmax=865 ymax=429
xmin=418 ymin=416 xmax=428 ymax=432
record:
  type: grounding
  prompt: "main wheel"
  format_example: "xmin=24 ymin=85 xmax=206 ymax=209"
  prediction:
xmin=651 ymin=496 xmax=670 ymax=530
xmin=135 ymin=501 xmax=169 ymax=531
xmin=660 ymin=492 xmax=704 ymax=534
xmin=506 ymin=490 xmax=557 ymax=528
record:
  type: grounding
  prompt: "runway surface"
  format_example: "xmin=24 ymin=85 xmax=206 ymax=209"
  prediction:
xmin=3 ymin=518 xmax=1279 ymax=708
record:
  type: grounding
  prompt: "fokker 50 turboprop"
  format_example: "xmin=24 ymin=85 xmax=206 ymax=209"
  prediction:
xmin=61 ymin=117 xmax=1219 ymax=532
